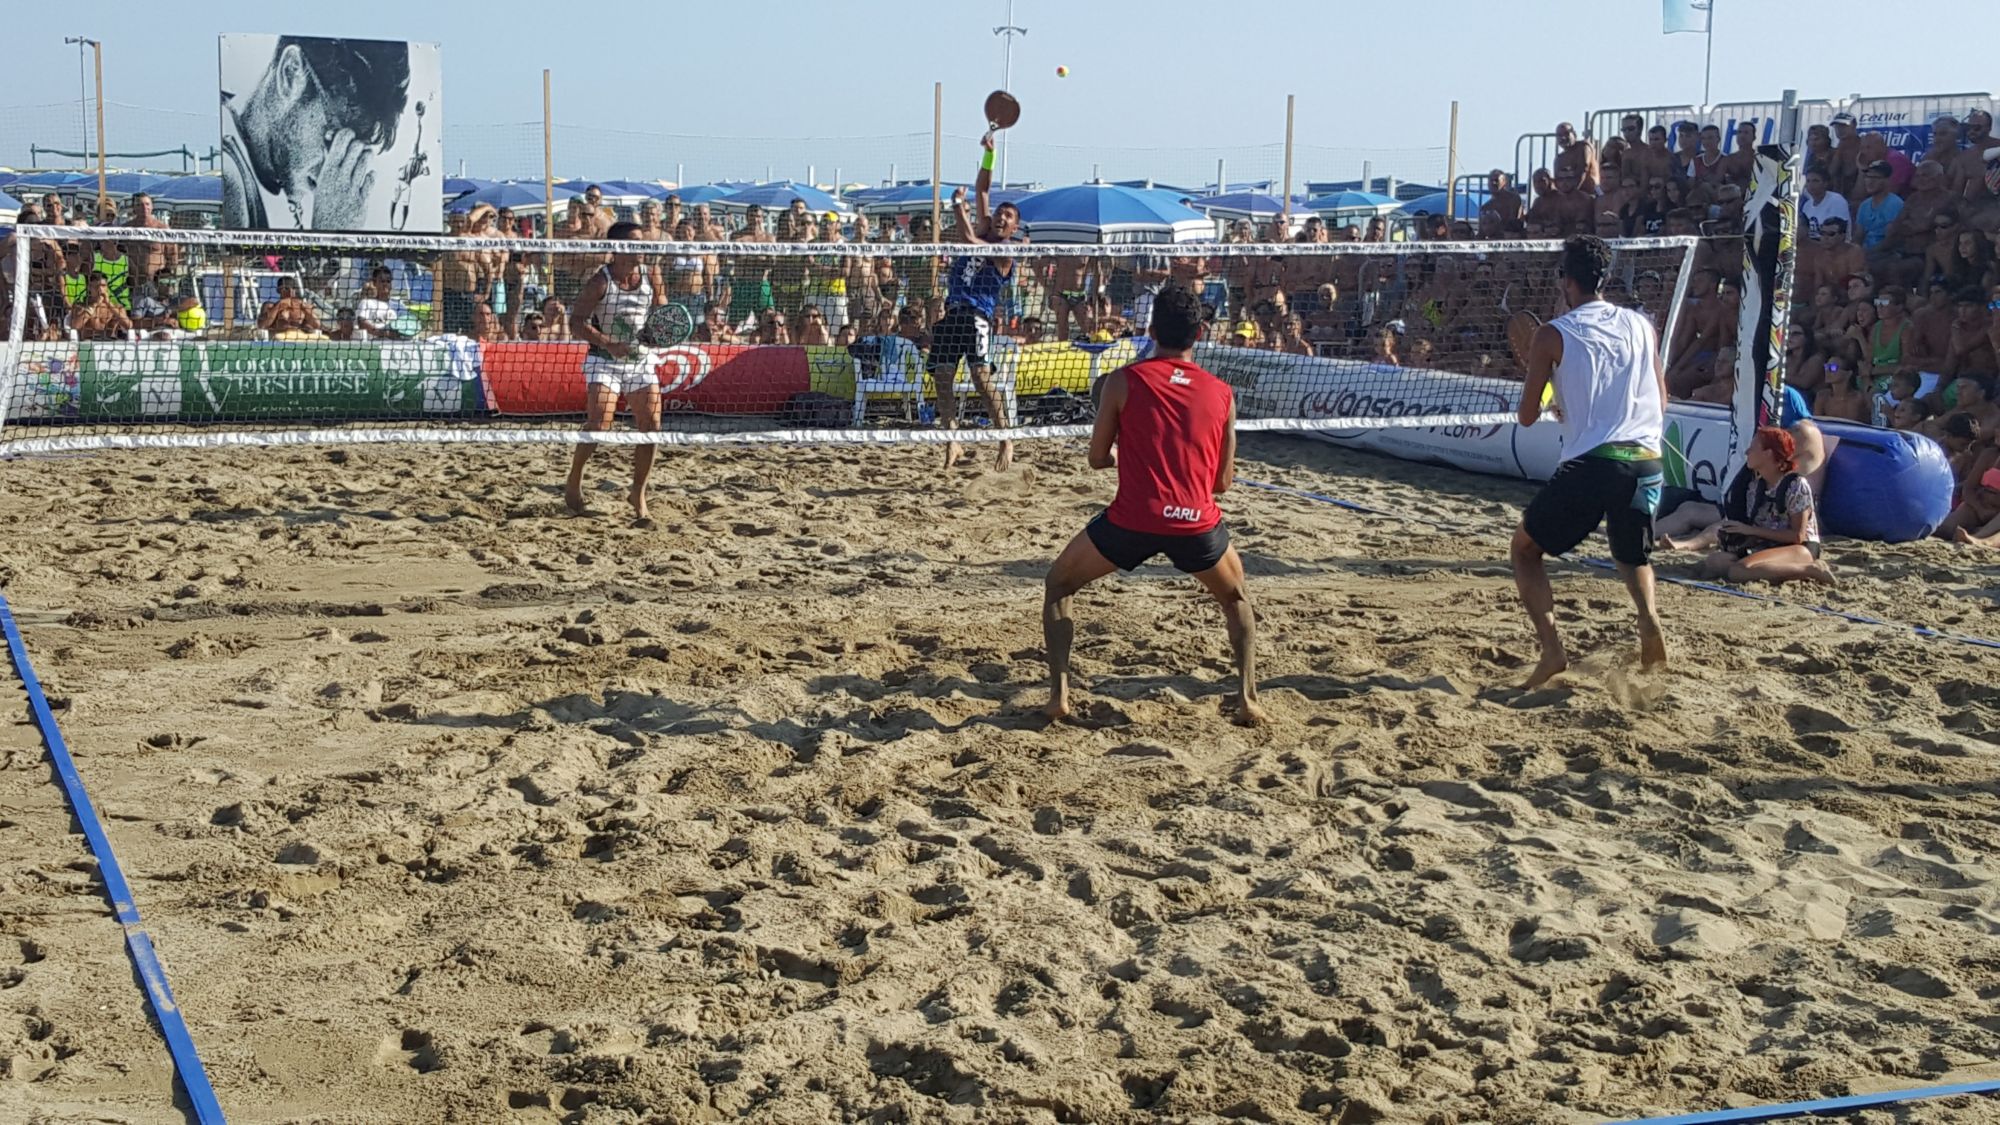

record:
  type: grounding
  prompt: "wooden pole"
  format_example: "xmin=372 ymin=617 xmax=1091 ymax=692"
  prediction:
xmin=1446 ymin=100 xmax=1460 ymax=231
xmin=543 ymin=69 xmax=555 ymax=237
xmin=92 ymin=41 xmax=107 ymax=218
xmin=931 ymin=82 xmax=943 ymax=241
xmin=1280 ymin=94 xmax=1296 ymax=230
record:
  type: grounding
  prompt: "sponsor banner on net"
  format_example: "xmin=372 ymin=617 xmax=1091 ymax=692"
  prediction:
xmin=11 ymin=341 xmax=479 ymax=421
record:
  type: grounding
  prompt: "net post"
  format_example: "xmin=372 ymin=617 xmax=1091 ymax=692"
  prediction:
xmin=1281 ymin=94 xmax=1296 ymax=225
xmin=0 ymin=230 xmax=34 ymax=442
xmin=1446 ymin=100 xmax=1461 ymax=226
xmin=543 ymin=68 xmax=555 ymax=293
xmin=931 ymin=83 xmax=943 ymax=240
xmin=1729 ymin=88 xmax=1801 ymax=485
xmin=93 ymin=41 xmax=108 ymax=220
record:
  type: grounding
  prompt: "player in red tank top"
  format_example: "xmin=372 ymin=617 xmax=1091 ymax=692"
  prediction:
xmin=1040 ymin=284 xmax=1265 ymax=726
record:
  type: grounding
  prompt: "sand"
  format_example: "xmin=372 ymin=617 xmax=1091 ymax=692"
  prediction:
xmin=0 ymin=434 xmax=1997 ymax=1125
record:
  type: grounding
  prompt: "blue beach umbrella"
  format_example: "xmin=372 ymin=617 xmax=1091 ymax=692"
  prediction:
xmin=1395 ymin=190 xmax=1488 ymax=221
xmin=449 ymin=181 xmax=580 ymax=213
xmin=708 ymin=182 xmax=853 ymax=214
xmin=668 ymin=184 xmax=739 ymax=205
xmin=444 ymin=176 xmax=496 ymax=199
xmin=1014 ymin=183 xmax=1213 ymax=244
xmin=1307 ymin=190 xmax=1401 ymax=215
xmin=150 ymin=175 xmax=223 ymax=205
xmin=1190 ymin=191 xmax=1293 ymax=219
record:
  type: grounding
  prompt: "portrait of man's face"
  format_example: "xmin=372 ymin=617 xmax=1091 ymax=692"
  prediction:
xmin=220 ymin=34 xmax=441 ymax=232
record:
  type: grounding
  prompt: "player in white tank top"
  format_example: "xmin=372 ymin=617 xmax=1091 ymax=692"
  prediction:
xmin=1509 ymin=236 xmax=1670 ymax=689
xmin=1546 ymin=299 xmax=1664 ymax=461
xmin=566 ymin=222 xmax=665 ymax=523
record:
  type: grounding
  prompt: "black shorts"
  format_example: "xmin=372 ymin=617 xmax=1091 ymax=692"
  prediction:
xmin=1522 ymin=456 xmax=1663 ymax=567
xmin=1087 ymin=513 xmax=1230 ymax=574
xmin=929 ymin=304 xmax=992 ymax=373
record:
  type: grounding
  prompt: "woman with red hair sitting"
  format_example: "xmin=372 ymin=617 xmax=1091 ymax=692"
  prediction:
xmin=1701 ymin=426 xmax=1836 ymax=585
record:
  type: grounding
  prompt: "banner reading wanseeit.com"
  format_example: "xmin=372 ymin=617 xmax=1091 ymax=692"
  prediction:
xmin=11 ymin=341 xmax=480 ymax=422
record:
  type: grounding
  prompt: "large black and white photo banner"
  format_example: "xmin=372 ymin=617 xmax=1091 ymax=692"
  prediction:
xmin=219 ymin=34 xmax=442 ymax=233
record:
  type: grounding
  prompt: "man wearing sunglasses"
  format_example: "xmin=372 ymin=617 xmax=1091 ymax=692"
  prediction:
xmin=221 ymin=36 xmax=410 ymax=230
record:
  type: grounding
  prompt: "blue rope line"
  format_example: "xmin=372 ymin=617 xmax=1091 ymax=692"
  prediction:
xmin=0 ymin=594 xmax=227 ymax=1124
xmin=1613 ymin=1078 xmax=2000 ymax=1124
xmin=1238 ymin=478 xmax=2000 ymax=652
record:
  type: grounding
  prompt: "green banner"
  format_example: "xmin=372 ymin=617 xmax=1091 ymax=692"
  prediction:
xmin=73 ymin=341 xmax=480 ymax=421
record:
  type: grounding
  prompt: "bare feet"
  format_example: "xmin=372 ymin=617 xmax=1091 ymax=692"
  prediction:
xmin=1637 ymin=617 xmax=1668 ymax=671
xmin=993 ymin=440 xmax=1015 ymax=472
xmin=1042 ymin=695 xmax=1070 ymax=722
xmin=628 ymin=485 xmax=649 ymax=522
xmin=1230 ymin=694 xmax=1269 ymax=727
xmin=943 ymin=440 xmax=964 ymax=470
xmin=1522 ymin=649 xmax=1569 ymax=689
xmin=1801 ymin=560 xmax=1838 ymax=583
xmin=1953 ymin=528 xmax=1994 ymax=549
xmin=564 ymin=484 xmax=588 ymax=515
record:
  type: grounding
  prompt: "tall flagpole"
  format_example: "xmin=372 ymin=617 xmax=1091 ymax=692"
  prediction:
xmin=993 ymin=1 xmax=1027 ymax=187
xmin=1703 ymin=0 xmax=1716 ymax=106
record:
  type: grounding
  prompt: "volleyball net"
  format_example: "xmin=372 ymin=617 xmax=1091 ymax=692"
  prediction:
xmin=1 ymin=226 xmax=1699 ymax=456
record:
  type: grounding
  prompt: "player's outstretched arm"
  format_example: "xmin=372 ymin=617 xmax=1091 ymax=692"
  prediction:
xmin=1089 ymin=369 xmax=1126 ymax=470
xmin=974 ymin=131 xmax=996 ymax=230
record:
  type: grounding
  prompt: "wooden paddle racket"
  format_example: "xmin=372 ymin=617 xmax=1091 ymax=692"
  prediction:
xmin=984 ymin=90 xmax=1021 ymax=133
xmin=1506 ymin=309 xmax=1557 ymax=412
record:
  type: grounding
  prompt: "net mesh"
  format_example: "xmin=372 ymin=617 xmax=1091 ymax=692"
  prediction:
xmin=2 ymin=225 xmax=1698 ymax=455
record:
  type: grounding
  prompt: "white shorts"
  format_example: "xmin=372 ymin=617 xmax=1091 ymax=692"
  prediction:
xmin=584 ymin=353 xmax=659 ymax=396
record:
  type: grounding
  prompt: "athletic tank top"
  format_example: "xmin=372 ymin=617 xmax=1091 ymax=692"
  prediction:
xmin=588 ymin=263 xmax=652 ymax=361
xmin=1870 ymin=320 xmax=1905 ymax=368
xmin=944 ymin=253 xmax=1005 ymax=320
xmin=1106 ymin=357 xmax=1233 ymax=536
xmin=1548 ymin=299 xmax=1664 ymax=463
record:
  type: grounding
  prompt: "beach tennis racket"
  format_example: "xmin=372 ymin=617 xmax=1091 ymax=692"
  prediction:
xmin=984 ymin=90 xmax=1022 ymax=132
xmin=1506 ymin=309 xmax=1557 ymax=410
xmin=640 ymin=303 xmax=694 ymax=347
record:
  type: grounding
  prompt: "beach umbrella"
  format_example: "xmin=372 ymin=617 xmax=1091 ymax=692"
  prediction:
xmin=599 ymin=179 xmax=669 ymax=199
xmin=1189 ymin=191 xmax=1295 ymax=220
xmin=443 ymin=176 xmax=495 ymax=199
xmin=449 ymin=181 xmax=579 ymax=213
xmin=708 ymin=182 xmax=853 ymax=215
xmin=14 ymin=171 xmax=97 ymax=190
xmin=95 ymin=172 xmax=172 ymax=199
xmin=150 ymin=175 xmax=223 ymax=205
xmin=1395 ymin=190 xmax=1487 ymax=220
xmin=855 ymin=184 xmax=963 ymax=216
xmin=1013 ymin=183 xmax=1213 ymax=244
xmin=0 ymin=190 xmax=20 ymax=221
xmin=1307 ymin=190 xmax=1401 ymax=215
xmin=669 ymin=184 xmax=739 ymax=205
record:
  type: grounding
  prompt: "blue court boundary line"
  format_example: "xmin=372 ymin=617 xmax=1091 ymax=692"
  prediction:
xmin=1238 ymin=479 xmax=2000 ymax=653
xmin=1614 ymin=1078 xmax=2000 ymax=1123
xmin=0 ymin=593 xmax=227 ymax=1124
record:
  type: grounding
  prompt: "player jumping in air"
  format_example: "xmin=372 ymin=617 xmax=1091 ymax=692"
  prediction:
xmin=932 ymin=131 xmax=1022 ymax=471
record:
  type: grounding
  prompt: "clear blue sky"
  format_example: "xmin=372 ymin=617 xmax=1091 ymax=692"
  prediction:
xmin=5 ymin=0 xmax=1990 ymax=189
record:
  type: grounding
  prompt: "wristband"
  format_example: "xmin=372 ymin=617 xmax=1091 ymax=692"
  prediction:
xmin=981 ymin=149 xmax=996 ymax=172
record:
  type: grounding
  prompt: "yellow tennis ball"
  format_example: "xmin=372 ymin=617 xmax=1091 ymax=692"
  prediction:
xmin=1055 ymin=66 xmax=1070 ymax=78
